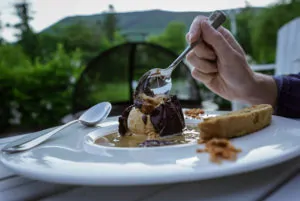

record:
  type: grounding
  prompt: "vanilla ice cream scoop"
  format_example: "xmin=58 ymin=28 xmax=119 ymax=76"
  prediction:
xmin=127 ymin=108 xmax=156 ymax=137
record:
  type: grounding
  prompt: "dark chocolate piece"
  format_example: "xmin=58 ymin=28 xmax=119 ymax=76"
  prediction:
xmin=118 ymin=105 xmax=133 ymax=136
xmin=150 ymin=95 xmax=185 ymax=137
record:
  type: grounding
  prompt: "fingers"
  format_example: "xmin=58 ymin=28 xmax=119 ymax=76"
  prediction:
xmin=193 ymin=42 xmax=216 ymax=60
xmin=187 ymin=14 xmax=245 ymax=75
xmin=200 ymin=20 xmax=233 ymax=57
xmin=187 ymin=49 xmax=218 ymax=85
xmin=191 ymin=68 xmax=216 ymax=84
xmin=186 ymin=19 xmax=217 ymax=61
xmin=218 ymin=27 xmax=245 ymax=55
xmin=187 ymin=51 xmax=218 ymax=74
xmin=187 ymin=15 xmax=207 ymax=43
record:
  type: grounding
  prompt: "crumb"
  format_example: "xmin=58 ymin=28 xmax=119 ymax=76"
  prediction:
xmin=197 ymin=138 xmax=241 ymax=163
xmin=185 ymin=108 xmax=205 ymax=119
xmin=139 ymin=93 xmax=166 ymax=114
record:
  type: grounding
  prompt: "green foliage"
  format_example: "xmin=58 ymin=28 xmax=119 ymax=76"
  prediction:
xmin=251 ymin=2 xmax=300 ymax=63
xmin=0 ymin=44 xmax=84 ymax=131
xmin=147 ymin=21 xmax=186 ymax=54
xmin=0 ymin=44 xmax=31 ymax=68
xmin=18 ymin=31 xmax=40 ymax=61
xmin=38 ymin=21 xmax=125 ymax=63
xmin=38 ymin=22 xmax=101 ymax=63
xmin=102 ymin=5 xmax=119 ymax=42
xmin=7 ymin=2 xmax=125 ymax=65
xmin=235 ymin=7 xmax=256 ymax=56
xmin=11 ymin=1 xmax=40 ymax=61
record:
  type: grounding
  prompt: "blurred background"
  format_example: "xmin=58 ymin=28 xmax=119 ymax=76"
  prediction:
xmin=0 ymin=0 xmax=299 ymax=136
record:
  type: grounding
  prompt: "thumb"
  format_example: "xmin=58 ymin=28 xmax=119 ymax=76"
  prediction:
xmin=201 ymin=20 xmax=233 ymax=58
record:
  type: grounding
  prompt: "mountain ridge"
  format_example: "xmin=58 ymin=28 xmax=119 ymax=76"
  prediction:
xmin=42 ymin=7 xmax=263 ymax=37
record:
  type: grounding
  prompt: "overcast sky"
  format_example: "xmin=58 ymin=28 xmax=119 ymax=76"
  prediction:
xmin=1 ymin=0 xmax=277 ymax=41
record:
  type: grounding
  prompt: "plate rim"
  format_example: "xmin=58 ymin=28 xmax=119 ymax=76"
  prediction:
xmin=1 ymin=114 xmax=300 ymax=186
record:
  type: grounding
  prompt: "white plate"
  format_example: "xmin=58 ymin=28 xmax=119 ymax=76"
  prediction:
xmin=1 ymin=113 xmax=300 ymax=186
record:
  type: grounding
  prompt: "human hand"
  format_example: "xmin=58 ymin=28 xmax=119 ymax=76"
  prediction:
xmin=186 ymin=16 xmax=256 ymax=102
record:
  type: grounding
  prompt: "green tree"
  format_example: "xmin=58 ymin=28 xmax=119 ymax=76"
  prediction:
xmin=38 ymin=33 xmax=62 ymax=61
xmin=147 ymin=21 xmax=186 ymax=54
xmin=0 ymin=44 xmax=84 ymax=130
xmin=10 ymin=0 xmax=39 ymax=61
xmin=39 ymin=17 xmax=125 ymax=63
xmin=0 ymin=44 xmax=31 ymax=68
xmin=59 ymin=22 xmax=101 ymax=61
xmin=235 ymin=4 xmax=255 ymax=56
xmin=101 ymin=4 xmax=118 ymax=42
xmin=251 ymin=1 xmax=300 ymax=63
xmin=39 ymin=21 xmax=104 ymax=62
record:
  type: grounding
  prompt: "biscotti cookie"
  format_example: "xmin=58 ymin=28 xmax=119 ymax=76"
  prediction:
xmin=198 ymin=104 xmax=273 ymax=140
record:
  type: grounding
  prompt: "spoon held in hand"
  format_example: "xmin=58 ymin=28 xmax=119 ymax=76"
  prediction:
xmin=135 ymin=10 xmax=227 ymax=96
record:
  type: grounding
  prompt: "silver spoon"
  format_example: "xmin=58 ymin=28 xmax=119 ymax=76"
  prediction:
xmin=135 ymin=10 xmax=227 ymax=96
xmin=2 ymin=102 xmax=112 ymax=153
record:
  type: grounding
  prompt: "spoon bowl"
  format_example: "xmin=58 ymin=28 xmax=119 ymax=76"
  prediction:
xmin=79 ymin=102 xmax=112 ymax=126
xmin=2 ymin=102 xmax=112 ymax=153
xmin=136 ymin=68 xmax=173 ymax=95
xmin=135 ymin=10 xmax=227 ymax=96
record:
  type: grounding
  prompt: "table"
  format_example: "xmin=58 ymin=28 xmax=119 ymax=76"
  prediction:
xmin=0 ymin=133 xmax=299 ymax=201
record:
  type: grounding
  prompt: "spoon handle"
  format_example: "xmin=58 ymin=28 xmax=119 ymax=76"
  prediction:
xmin=167 ymin=10 xmax=226 ymax=70
xmin=2 ymin=120 xmax=78 ymax=153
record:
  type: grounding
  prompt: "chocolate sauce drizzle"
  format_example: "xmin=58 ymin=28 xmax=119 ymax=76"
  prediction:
xmin=118 ymin=105 xmax=133 ymax=136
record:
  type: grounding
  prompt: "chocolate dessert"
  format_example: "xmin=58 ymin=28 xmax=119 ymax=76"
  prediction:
xmin=118 ymin=93 xmax=185 ymax=143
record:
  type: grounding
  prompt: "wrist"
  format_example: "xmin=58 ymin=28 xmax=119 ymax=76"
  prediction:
xmin=244 ymin=72 xmax=278 ymax=107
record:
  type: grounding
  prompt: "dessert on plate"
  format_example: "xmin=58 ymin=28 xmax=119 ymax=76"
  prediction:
xmin=102 ymin=86 xmax=272 ymax=162
xmin=118 ymin=93 xmax=186 ymax=145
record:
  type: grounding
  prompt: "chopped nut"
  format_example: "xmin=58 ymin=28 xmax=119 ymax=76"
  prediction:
xmin=185 ymin=108 xmax=205 ymax=119
xmin=197 ymin=138 xmax=241 ymax=163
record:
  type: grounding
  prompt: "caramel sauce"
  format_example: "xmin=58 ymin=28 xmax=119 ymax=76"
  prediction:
xmin=95 ymin=125 xmax=200 ymax=148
